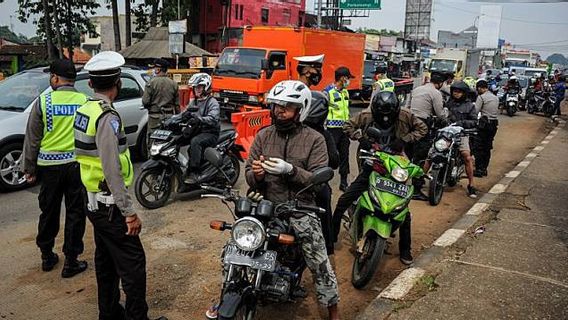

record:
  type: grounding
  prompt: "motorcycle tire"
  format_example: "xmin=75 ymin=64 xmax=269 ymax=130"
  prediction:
xmin=228 ymin=154 xmax=241 ymax=186
xmin=219 ymin=306 xmax=255 ymax=320
xmin=507 ymin=106 xmax=515 ymax=117
xmin=351 ymin=233 xmax=386 ymax=289
xmin=428 ymin=168 xmax=445 ymax=206
xmin=134 ymin=168 xmax=172 ymax=209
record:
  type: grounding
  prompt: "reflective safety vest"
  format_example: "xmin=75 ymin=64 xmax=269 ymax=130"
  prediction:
xmin=38 ymin=90 xmax=88 ymax=166
xmin=463 ymin=77 xmax=477 ymax=91
xmin=374 ymin=77 xmax=395 ymax=93
xmin=326 ymin=86 xmax=350 ymax=128
xmin=73 ymin=100 xmax=133 ymax=192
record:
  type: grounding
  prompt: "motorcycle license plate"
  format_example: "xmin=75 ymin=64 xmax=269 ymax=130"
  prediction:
xmin=150 ymin=129 xmax=172 ymax=140
xmin=224 ymin=245 xmax=277 ymax=272
xmin=375 ymin=178 xmax=410 ymax=198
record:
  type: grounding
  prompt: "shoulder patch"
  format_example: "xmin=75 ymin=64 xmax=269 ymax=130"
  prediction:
xmin=110 ymin=118 xmax=120 ymax=135
xmin=74 ymin=112 xmax=89 ymax=132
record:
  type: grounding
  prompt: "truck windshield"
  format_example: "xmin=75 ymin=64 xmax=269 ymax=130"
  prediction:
xmin=430 ymin=59 xmax=457 ymax=73
xmin=214 ymin=48 xmax=266 ymax=79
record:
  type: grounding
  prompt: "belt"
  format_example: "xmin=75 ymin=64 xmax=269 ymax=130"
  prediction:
xmin=87 ymin=192 xmax=115 ymax=212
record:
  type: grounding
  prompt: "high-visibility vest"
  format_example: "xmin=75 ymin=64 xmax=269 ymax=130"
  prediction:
xmin=326 ymin=86 xmax=350 ymax=128
xmin=373 ymin=77 xmax=395 ymax=93
xmin=37 ymin=90 xmax=88 ymax=166
xmin=73 ymin=99 xmax=133 ymax=192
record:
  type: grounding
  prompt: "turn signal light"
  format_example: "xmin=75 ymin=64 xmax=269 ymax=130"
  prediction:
xmin=210 ymin=220 xmax=226 ymax=231
xmin=278 ymin=233 xmax=295 ymax=245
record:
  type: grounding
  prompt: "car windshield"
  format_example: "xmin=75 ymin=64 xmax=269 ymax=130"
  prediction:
xmin=213 ymin=48 xmax=265 ymax=79
xmin=430 ymin=59 xmax=457 ymax=72
xmin=364 ymin=61 xmax=376 ymax=78
xmin=524 ymin=70 xmax=546 ymax=78
xmin=0 ymin=70 xmax=49 ymax=111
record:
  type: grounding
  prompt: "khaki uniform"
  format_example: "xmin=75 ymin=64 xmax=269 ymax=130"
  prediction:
xmin=142 ymin=75 xmax=179 ymax=145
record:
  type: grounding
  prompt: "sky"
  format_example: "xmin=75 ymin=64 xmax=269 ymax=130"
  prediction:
xmin=0 ymin=0 xmax=567 ymax=58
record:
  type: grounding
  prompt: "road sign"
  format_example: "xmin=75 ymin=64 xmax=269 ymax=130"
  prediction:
xmin=169 ymin=33 xmax=184 ymax=54
xmin=339 ymin=0 xmax=381 ymax=10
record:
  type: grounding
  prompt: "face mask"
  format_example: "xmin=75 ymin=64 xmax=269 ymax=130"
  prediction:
xmin=271 ymin=109 xmax=299 ymax=133
xmin=308 ymin=70 xmax=322 ymax=86
xmin=344 ymin=79 xmax=351 ymax=87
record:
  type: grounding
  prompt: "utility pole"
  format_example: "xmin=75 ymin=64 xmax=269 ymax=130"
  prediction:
xmin=317 ymin=0 xmax=322 ymax=28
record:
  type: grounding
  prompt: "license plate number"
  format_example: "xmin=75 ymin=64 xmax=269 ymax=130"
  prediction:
xmin=375 ymin=178 xmax=410 ymax=198
xmin=150 ymin=129 xmax=172 ymax=140
xmin=223 ymin=245 xmax=277 ymax=272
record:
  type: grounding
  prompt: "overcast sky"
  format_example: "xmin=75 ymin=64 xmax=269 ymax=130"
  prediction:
xmin=0 ymin=0 xmax=567 ymax=57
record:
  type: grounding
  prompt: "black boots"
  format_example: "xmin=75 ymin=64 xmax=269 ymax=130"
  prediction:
xmin=61 ymin=256 xmax=88 ymax=278
xmin=41 ymin=251 xmax=59 ymax=271
xmin=340 ymin=175 xmax=348 ymax=192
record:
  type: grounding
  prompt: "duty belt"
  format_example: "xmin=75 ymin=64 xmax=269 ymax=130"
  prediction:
xmin=87 ymin=192 xmax=115 ymax=212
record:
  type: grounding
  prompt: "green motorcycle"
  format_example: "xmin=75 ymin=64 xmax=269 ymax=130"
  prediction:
xmin=348 ymin=129 xmax=424 ymax=289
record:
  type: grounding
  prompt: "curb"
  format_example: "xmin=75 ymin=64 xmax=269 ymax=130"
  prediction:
xmin=357 ymin=118 xmax=566 ymax=320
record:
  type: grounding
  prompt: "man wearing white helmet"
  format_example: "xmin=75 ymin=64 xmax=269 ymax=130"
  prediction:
xmin=246 ymin=80 xmax=340 ymax=319
xmin=180 ymin=73 xmax=220 ymax=183
xmin=74 ymin=51 xmax=167 ymax=320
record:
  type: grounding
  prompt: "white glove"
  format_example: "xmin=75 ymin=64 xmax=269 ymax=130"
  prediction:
xmin=247 ymin=191 xmax=264 ymax=202
xmin=261 ymin=157 xmax=293 ymax=175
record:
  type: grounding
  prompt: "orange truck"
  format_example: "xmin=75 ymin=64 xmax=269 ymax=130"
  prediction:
xmin=211 ymin=26 xmax=366 ymax=111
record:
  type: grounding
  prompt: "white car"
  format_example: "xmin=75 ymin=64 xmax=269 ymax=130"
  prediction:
xmin=0 ymin=66 xmax=150 ymax=192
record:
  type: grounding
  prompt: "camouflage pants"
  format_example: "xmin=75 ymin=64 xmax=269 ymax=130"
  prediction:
xmin=289 ymin=215 xmax=339 ymax=307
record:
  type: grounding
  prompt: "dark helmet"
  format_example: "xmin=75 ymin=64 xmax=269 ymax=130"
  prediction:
xmin=450 ymin=80 xmax=470 ymax=101
xmin=476 ymin=79 xmax=488 ymax=89
xmin=302 ymin=91 xmax=329 ymax=128
xmin=430 ymin=71 xmax=446 ymax=84
xmin=371 ymin=91 xmax=400 ymax=129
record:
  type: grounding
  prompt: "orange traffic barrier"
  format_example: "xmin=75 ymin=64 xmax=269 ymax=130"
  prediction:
xmin=178 ymin=86 xmax=192 ymax=112
xmin=231 ymin=108 xmax=271 ymax=159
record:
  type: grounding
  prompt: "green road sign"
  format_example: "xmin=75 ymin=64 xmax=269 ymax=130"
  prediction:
xmin=339 ymin=0 xmax=381 ymax=10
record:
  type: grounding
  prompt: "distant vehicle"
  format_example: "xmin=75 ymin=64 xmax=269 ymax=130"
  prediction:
xmin=359 ymin=60 xmax=414 ymax=104
xmin=426 ymin=48 xmax=481 ymax=81
xmin=523 ymin=68 xmax=548 ymax=78
xmin=0 ymin=67 xmax=150 ymax=192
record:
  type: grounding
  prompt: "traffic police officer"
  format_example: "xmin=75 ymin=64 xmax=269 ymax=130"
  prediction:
xmin=74 ymin=51 xmax=166 ymax=320
xmin=294 ymin=54 xmax=325 ymax=87
xmin=473 ymin=79 xmax=499 ymax=177
xmin=22 ymin=59 xmax=88 ymax=277
xmin=325 ymin=66 xmax=354 ymax=191
xmin=371 ymin=64 xmax=395 ymax=99
xmin=142 ymin=58 xmax=179 ymax=152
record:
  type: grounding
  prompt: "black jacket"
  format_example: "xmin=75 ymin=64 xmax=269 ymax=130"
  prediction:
xmin=446 ymin=98 xmax=477 ymax=129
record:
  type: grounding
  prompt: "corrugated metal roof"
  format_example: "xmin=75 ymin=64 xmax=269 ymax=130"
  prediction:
xmin=120 ymin=27 xmax=211 ymax=59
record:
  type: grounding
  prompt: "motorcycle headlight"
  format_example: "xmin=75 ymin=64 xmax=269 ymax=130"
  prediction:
xmin=508 ymin=101 xmax=515 ymax=106
xmin=391 ymin=166 xmax=409 ymax=183
xmin=160 ymin=146 xmax=176 ymax=157
xmin=150 ymin=142 xmax=168 ymax=156
xmin=434 ymin=138 xmax=451 ymax=152
xmin=248 ymin=95 xmax=259 ymax=103
xmin=231 ymin=217 xmax=265 ymax=251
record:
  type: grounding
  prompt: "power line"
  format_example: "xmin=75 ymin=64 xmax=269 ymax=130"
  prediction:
xmin=515 ymin=39 xmax=568 ymax=45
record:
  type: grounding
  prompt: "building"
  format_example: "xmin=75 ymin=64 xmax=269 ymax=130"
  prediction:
xmin=437 ymin=26 xmax=478 ymax=49
xmin=81 ymin=15 xmax=138 ymax=55
xmin=0 ymin=45 xmax=47 ymax=75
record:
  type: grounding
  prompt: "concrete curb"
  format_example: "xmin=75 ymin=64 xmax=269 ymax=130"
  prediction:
xmin=357 ymin=118 xmax=566 ymax=320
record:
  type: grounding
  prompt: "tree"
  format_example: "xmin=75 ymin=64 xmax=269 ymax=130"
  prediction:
xmin=125 ymin=0 xmax=132 ymax=47
xmin=357 ymin=28 xmax=402 ymax=37
xmin=41 ymin=0 xmax=55 ymax=60
xmin=0 ymin=26 xmax=31 ymax=44
xmin=110 ymin=0 xmax=121 ymax=51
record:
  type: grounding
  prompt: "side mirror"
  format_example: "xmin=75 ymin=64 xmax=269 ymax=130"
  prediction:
xmin=366 ymin=127 xmax=383 ymax=141
xmin=310 ymin=167 xmax=334 ymax=185
xmin=261 ymin=59 xmax=270 ymax=71
xmin=204 ymin=147 xmax=223 ymax=167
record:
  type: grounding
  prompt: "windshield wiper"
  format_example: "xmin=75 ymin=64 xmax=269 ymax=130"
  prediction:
xmin=0 ymin=105 xmax=24 ymax=112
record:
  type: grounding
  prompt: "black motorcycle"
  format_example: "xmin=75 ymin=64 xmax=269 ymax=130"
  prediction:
xmin=427 ymin=125 xmax=476 ymax=206
xmin=134 ymin=114 xmax=243 ymax=209
xmin=528 ymin=91 xmax=556 ymax=117
xmin=203 ymin=149 xmax=333 ymax=320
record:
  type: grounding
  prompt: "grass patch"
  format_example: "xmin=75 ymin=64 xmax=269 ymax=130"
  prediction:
xmin=420 ymin=274 xmax=439 ymax=292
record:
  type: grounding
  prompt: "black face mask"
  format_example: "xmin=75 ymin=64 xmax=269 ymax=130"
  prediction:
xmin=308 ymin=70 xmax=322 ymax=86
xmin=271 ymin=109 xmax=299 ymax=133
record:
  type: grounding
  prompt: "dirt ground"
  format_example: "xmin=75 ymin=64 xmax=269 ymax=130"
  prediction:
xmin=0 ymin=108 xmax=556 ymax=320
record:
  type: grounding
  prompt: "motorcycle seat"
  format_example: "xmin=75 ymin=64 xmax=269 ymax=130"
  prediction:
xmin=217 ymin=129 xmax=236 ymax=143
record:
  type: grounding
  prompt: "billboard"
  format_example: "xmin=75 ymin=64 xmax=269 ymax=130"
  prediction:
xmin=477 ymin=5 xmax=502 ymax=49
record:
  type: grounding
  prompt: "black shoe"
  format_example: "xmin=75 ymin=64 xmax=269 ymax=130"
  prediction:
xmin=339 ymin=176 xmax=348 ymax=192
xmin=412 ymin=191 xmax=428 ymax=201
xmin=400 ymin=251 xmax=414 ymax=265
xmin=467 ymin=185 xmax=478 ymax=199
xmin=184 ymin=172 xmax=199 ymax=185
xmin=473 ymin=170 xmax=484 ymax=178
xmin=482 ymin=170 xmax=488 ymax=177
xmin=61 ymin=258 xmax=88 ymax=278
xmin=41 ymin=252 xmax=59 ymax=272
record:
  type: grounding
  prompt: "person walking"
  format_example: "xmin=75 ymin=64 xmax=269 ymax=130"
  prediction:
xmin=473 ymin=79 xmax=500 ymax=177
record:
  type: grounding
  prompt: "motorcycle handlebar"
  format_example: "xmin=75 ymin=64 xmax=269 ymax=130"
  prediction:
xmin=297 ymin=204 xmax=326 ymax=215
xmin=201 ymin=186 xmax=226 ymax=194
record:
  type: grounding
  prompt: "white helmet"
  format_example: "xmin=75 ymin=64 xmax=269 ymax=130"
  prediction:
xmin=266 ymin=80 xmax=312 ymax=122
xmin=188 ymin=73 xmax=212 ymax=92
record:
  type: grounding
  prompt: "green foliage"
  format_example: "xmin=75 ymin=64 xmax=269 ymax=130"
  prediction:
xmin=357 ymin=27 xmax=402 ymax=37
xmin=0 ymin=26 xmax=30 ymax=44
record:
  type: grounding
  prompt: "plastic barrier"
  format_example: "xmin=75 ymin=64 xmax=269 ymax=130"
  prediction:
xmin=231 ymin=107 xmax=271 ymax=159
xmin=178 ymin=86 xmax=192 ymax=112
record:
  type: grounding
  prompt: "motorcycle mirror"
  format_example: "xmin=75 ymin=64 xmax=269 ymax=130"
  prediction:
xmin=204 ymin=148 xmax=223 ymax=167
xmin=310 ymin=167 xmax=334 ymax=185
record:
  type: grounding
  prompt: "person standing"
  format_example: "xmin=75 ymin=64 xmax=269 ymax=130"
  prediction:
xmin=473 ymin=79 xmax=500 ymax=177
xmin=74 ymin=51 xmax=166 ymax=320
xmin=142 ymin=58 xmax=179 ymax=151
xmin=371 ymin=64 xmax=395 ymax=100
xmin=22 ymin=59 xmax=88 ymax=277
xmin=325 ymin=66 xmax=354 ymax=191
xmin=553 ymin=75 xmax=566 ymax=117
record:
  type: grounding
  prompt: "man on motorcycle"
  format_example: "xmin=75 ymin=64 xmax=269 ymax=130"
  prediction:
xmin=181 ymin=73 xmax=220 ymax=184
xmin=335 ymin=91 xmax=428 ymax=265
xmin=245 ymin=80 xmax=340 ymax=319
xmin=423 ymin=81 xmax=478 ymax=198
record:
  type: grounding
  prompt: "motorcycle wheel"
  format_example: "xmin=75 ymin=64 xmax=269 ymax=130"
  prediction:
xmin=428 ymin=168 xmax=445 ymax=206
xmin=507 ymin=106 xmax=515 ymax=117
xmin=134 ymin=168 xmax=172 ymax=209
xmin=227 ymin=155 xmax=241 ymax=186
xmin=351 ymin=233 xmax=386 ymax=289
xmin=218 ymin=306 xmax=255 ymax=320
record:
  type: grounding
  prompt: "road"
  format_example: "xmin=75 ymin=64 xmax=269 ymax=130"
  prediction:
xmin=0 ymin=109 xmax=553 ymax=319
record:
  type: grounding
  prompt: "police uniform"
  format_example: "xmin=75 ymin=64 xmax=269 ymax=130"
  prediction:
xmin=74 ymin=51 xmax=162 ymax=320
xmin=370 ymin=72 xmax=395 ymax=101
xmin=22 ymin=59 xmax=88 ymax=276
xmin=473 ymin=90 xmax=499 ymax=176
xmin=142 ymin=58 xmax=179 ymax=151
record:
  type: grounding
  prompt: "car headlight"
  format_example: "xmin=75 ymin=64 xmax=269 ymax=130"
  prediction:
xmin=391 ymin=166 xmax=409 ymax=183
xmin=248 ymin=95 xmax=259 ymax=103
xmin=434 ymin=138 xmax=451 ymax=152
xmin=231 ymin=217 xmax=265 ymax=251
xmin=150 ymin=142 xmax=167 ymax=156
xmin=212 ymin=92 xmax=221 ymax=98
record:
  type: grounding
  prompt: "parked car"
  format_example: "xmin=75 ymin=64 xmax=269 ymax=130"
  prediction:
xmin=0 ymin=66 xmax=150 ymax=192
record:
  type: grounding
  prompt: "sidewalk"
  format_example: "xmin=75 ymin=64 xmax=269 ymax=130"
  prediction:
xmin=378 ymin=122 xmax=568 ymax=319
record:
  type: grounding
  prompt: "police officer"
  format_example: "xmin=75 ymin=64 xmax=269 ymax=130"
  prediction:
xmin=294 ymin=54 xmax=325 ymax=87
xmin=325 ymin=66 xmax=354 ymax=191
xmin=22 ymin=59 xmax=88 ymax=277
xmin=74 ymin=51 xmax=166 ymax=320
xmin=370 ymin=64 xmax=395 ymax=100
xmin=407 ymin=71 xmax=448 ymax=200
xmin=473 ymin=79 xmax=500 ymax=177
xmin=142 ymin=58 xmax=179 ymax=151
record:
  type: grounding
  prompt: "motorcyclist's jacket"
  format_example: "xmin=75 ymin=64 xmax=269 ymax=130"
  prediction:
xmin=245 ymin=124 xmax=328 ymax=205
xmin=554 ymin=82 xmax=566 ymax=100
xmin=182 ymin=96 xmax=220 ymax=134
xmin=446 ymin=98 xmax=477 ymax=129
xmin=324 ymin=84 xmax=350 ymax=128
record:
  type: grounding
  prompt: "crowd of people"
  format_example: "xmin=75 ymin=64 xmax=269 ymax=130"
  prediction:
xmin=19 ymin=49 xmax=565 ymax=320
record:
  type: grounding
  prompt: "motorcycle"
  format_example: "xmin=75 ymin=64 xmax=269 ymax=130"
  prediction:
xmin=504 ymin=89 xmax=519 ymax=117
xmin=205 ymin=149 xmax=334 ymax=319
xmin=345 ymin=127 xmax=423 ymax=289
xmin=134 ymin=114 xmax=243 ymax=209
xmin=427 ymin=125 xmax=477 ymax=206
xmin=528 ymin=91 xmax=556 ymax=117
